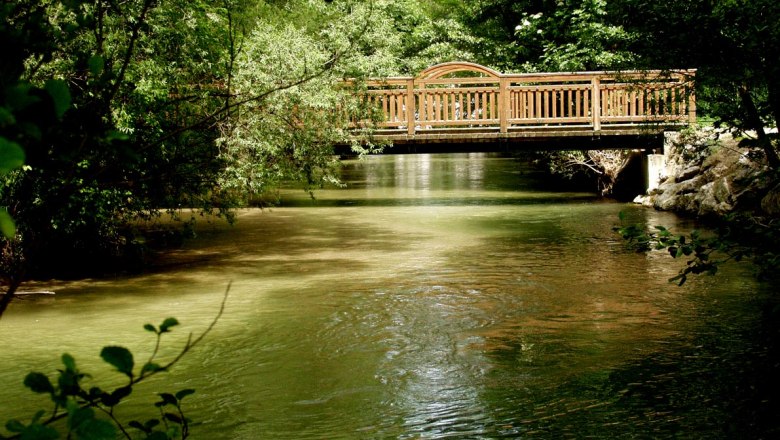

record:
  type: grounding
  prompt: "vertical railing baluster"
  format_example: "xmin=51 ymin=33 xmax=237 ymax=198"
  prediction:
xmin=499 ymin=78 xmax=509 ymax=133
xmin=406 ymin=79 xmax=415 ymax=135
xmin=687 ymin=70 xmax=697 ymax=123
xmin=592 ymin=77 xmax=601 ymax=131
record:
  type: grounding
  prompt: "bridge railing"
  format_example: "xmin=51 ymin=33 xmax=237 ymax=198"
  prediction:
xmin=357 ymin=62 xmax=696 ymax=137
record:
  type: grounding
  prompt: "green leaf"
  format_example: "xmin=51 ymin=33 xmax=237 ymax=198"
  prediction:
xmin=88 ymin=55 xmax=104 ymax=76
xmin=4 ymin=83 xmax=40 ymax=112
xmin=128 ymin=420 xmax=148 ymax=433
xmin=31 ymin=410 xmax=47 ymax=424
xmin=669 ymin=273 xmax=687 ymax=286
xmin=100 ymin=346 xmax=134 ymax=378
xmin=144 ymin=323 xmax=157 ymax=333
xmin=18 ymin=121 xmax=42 ymax=140
xmin=0 ymin=137 xmax=25 ymax=173
xmin=44 ymin=79 xmax=71 ymax=119
xmin=175 ymin=389 xmax=195 ymax=400
xmin=0 ymin=106 xmax=16 ymax=126
xmin=163 ymin=412 xmax=183 ymax=424
xmin=87 ymin=386 xmax=104 ymax=400
xmin=19 ymin=423 xmax=59 ymax=440
xmin=158 ymin=393 xmax=178 ymax=406
xmin=5 ymin=419 xmax=26 ymax=433
xmin=159 ymin=317 xmax=179 ymax=333
xmin=99 ymin=392 xmax=119 ymax=407
xmin=106 ymin=130 xmax=130 ymax=142
xmin=24 ymin=372 xmax=54 ymax=394
xmin=68 ymin=406 xmax=95 ymax=431
xmin=100 ymin=385 xmax=132 ymax=407
xmin=57 ymin=368 xmax=86 ymax=394
xmin=142 ymin=362 xmax=164 ymax=374
xmin=0 ymin=208 xmax=16 ymax=239
xmin=61 ymin=353 xmax=77 ymax=371
xmin=74 ymin=417 xmax=115 ymax=440
xmin=146 ymin=432 xmax=170 ymax=440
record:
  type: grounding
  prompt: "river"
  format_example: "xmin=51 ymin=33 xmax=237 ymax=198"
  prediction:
xmin=1 ymin=153 xmax=778 ymax=438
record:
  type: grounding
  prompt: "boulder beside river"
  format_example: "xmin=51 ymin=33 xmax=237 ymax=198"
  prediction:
xmin=635 ymin=127 xmax=780 ymax=218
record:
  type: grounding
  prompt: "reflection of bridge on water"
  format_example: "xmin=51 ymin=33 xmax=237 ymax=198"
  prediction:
xmin=351 ymin=62 xmax=696 ymax=152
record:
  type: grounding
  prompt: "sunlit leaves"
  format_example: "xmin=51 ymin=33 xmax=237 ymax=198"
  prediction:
xmin=219 ymin=18 xmax=353 ymax=198
xmin=511 ymin=0 xmax=637 ymax=71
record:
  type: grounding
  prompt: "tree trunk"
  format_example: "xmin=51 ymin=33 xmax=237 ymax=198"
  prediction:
xmin=739 ymin=85 xmax=780 ymax=169
xmin=0 ymin=282 xmax=19 ymax=319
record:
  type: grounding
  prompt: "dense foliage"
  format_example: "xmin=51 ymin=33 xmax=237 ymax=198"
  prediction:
xmin=2 ymin=0 xmax=779 ymax=292
xmin=3 ymin=0 xmax=780 ymax=437
xmin=0 ymin=1 xmax=373 ymax=285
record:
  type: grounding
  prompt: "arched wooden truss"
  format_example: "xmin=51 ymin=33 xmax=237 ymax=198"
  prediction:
xmin=417 ymin=61 xmax=501 ymax=80
xmin=359 ymin=62 xmax=696 ymax=140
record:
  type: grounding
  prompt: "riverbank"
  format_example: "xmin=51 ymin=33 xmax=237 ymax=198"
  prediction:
xmin=635 ymin=127 xmax=780 ymax=219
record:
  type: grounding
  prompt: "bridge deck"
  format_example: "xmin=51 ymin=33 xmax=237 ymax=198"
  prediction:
xmin=354 ymin=62 xmax=696 ymax=147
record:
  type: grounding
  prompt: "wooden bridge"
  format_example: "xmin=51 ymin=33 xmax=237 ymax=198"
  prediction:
xmin=354 ymin=62 xmax=696 ymax=150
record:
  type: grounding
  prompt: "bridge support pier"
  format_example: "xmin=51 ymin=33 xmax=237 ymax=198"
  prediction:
xmin=642 ymin=131 xmax=680 ymax=193
xmin=644 ymin=153 xmax=666 ymax=192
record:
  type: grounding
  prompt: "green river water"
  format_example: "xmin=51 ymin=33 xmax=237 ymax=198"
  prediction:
xmin=1 ymin=153 xmax=778 ymax=438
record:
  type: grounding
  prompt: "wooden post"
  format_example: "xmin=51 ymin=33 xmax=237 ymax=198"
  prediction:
xmin=591 ymin=77 xmax=601 ymax=131
xmin=687 ymin=70 xmax=697 ymax=124
xmin=406 ymin=78 xmax=415 ymax=135
xmin=499 ymin=77 xmax=509 ymax=133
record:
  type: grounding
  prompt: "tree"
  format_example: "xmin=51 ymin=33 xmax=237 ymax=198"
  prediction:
xmin=546 ymin=149 xmax=640 ymax=197
xmin=611 ymin=0 xmax=780 ymax=168
xmin=0 ymin=0 xmax=394 ymax=289
xmin=1 ymin=0 xmax=76 ymax=312
xmin=379 ymin=0 xmax=479 ymax=74
xmin=0 ymin=0 xmax=240 ymax=284
xmin=441 ymin=0 xmax=530 ymax=70
xmin=603 ymin=0 xmax=780 ymax=281
xmin=513 ymin=0 xmax=637 ymax=72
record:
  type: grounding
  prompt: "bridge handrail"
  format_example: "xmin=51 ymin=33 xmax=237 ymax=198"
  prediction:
xmin=356 ymin=62 xmax=696 ymax=136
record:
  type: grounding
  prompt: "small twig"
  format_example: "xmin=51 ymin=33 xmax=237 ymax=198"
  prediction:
xmin=97 ymin=406 xmax=132 ymax=440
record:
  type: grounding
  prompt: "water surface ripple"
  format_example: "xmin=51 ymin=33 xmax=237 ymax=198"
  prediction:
xmin=2 ymin=153 xmax=778 ymax=438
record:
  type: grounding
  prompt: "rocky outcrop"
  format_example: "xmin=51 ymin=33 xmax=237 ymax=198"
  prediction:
xmin=635 ymin=127 xmax=774 ymax=218
xmin=761 ymin=183 xmax=780 ymax=216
